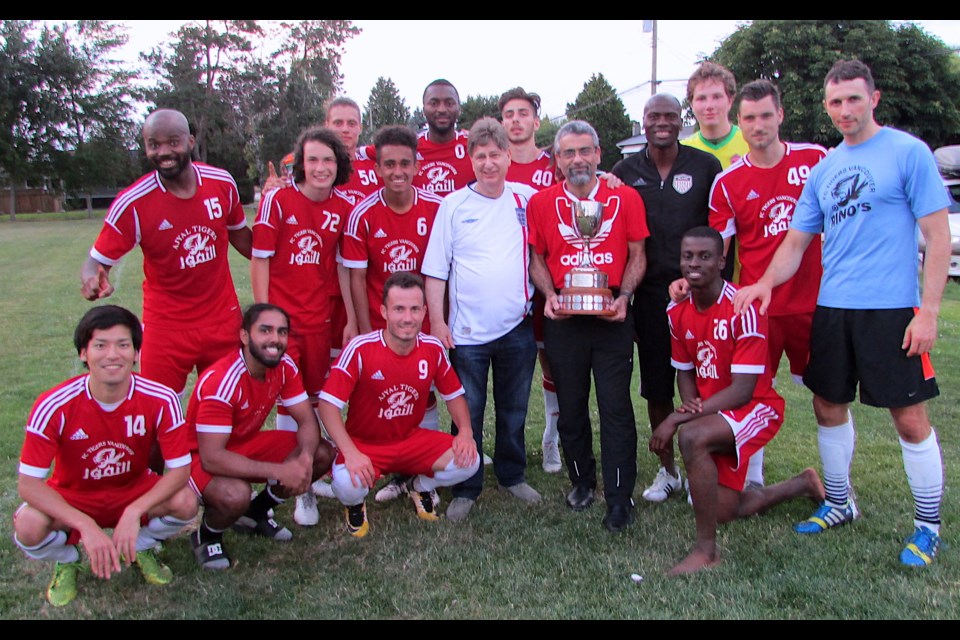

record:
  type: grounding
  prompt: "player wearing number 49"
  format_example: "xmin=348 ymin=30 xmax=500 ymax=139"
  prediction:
xmin=14 ymin=306 xmax=198 ymax=607
xmin=80 ymin=109 xmax=252 ymax=397
xmin=651 ymin=228 xmax=825 ymax=576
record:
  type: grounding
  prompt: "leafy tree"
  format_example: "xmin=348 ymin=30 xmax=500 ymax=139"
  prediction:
xmin=536 ymin=115 xmax=563 ymax=150
xmin=565 ymin=73 xmax=632 ymax=171
xmin=0 ymin=20 xmax=42 ymax=219
xmin=712 ymin=20 xmax=960 ymax=148
xmin=362 ymin=76 xmax=410 ymax=144
xmin=408 ymin=107 xmax=426 ymax=132
xmin=458 ymin=94 xmax=500 ymax=131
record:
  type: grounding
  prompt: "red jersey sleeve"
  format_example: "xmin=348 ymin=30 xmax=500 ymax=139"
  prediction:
xmin=251 ymin=189 xmax=281 ymax=258
xmin=279 ymin=357 xmax=309 ymax=407
xmin=341 ymin=209 xmax=371 ymax=268
xmin=731 ymin=302 xmax=769 ymax=375
xmin=319 ymin=348 xmax=361 ymax=409
xmin=667 ymin=304 xmax=695 ymax=371
xmin=708 ymin=177 xmax=736 ymax=239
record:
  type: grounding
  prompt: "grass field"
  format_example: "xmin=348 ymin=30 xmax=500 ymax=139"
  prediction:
xmin=0 ymin=211 xmax=958 ymax=619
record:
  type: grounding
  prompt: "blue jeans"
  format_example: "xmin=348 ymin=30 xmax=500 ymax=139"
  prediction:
xmin=448 ymin=317 xmax=537 ymax=500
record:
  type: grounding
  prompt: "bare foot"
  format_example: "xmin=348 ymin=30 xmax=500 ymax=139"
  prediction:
xmin=800 ymin=467 xmax=825 ymax=503
xmin=666 ymin=548 xmax=722 ymax=576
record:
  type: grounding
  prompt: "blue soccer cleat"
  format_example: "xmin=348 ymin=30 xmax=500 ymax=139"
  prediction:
xmin=899 ymin=526 xmax=940 ymax=567
xmin=794 ymin=499 xmax=859 ymax=534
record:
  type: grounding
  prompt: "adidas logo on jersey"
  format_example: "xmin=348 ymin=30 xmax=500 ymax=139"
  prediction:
xmin=374 ymin=228 xmax=387 ymax=239
xmin=685 ymin=330 xmax=695 ymax=340
xmin=371 ymin=370 xmax=385 ymax=380
xmin=69 ymin=428 xmax=89 ymax=440
xmin=241 ymin=401 xmax=250 ymax=410
xmin=746 ymin=190 xmax=760 ymax=201
xmin=285 ymin=215 xmax=299 ymax=225
xmin=158 ymin=219 xmax=174 ymax=231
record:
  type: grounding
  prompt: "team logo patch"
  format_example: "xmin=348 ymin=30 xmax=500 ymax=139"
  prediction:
xmin=672 ymin=174 xmax=693 ymax=195
xmin=516 ymin=207 xmax=527 ymax=227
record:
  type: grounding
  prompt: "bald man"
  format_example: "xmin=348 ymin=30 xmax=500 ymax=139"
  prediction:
xmin=611 ymin=94 xmax=721 ymax=504
xmin=81 ymin=109 xmax=253 ymax=397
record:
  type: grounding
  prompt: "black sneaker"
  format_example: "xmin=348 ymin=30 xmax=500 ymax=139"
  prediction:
xmin=232 ymin=515 xmax=293 ymax=542
xmin=192 ymin=529 xmax=231 ymax=570
xmin=345 ymin=502 xmax=369 ymax=538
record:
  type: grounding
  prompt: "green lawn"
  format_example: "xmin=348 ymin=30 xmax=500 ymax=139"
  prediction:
xmin=0 ymin=212 xmax=957 ymax=619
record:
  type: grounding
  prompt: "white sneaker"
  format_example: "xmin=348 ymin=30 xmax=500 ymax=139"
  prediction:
xmin=483 ymin=454 xmax=494 ymax=466
xmin=542 ymin=440 xmax=562 ymax=473
xmin=311 ymin=478 xmax=336 ymax=499
xmin=642 ymin=466 xmax=683 ymax=503
xmin=294 ymin=492 xmax=319 ymax=526
xmin=374 ymin=476 xmax=409 ymax=502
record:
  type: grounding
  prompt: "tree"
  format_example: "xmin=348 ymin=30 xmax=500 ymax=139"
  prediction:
xmin=361 ymin=76 xmax=410 ymax=144
xmin=458 ymin=94 xmax=500 ymax=131
xmin=0 ymin=21 xmax=42 ymax=219
xmin=536 ymin=114 xmax=563 ymax=150
xmin=565 ymin=74 xmax=632 ymax=171
xmin=711 ymin=20 xmax=960 ymax=148
xmin=408 ymin=107 xmax=426 ymax=132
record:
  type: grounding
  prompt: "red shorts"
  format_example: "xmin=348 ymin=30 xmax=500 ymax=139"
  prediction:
xmin=713 ymin=402 xmax=782 ymax=492
xmin=286 ymin=329 xmax=332 ymax=396
xmin=189 ymin=431 xmax=298 ymax=496
xmin=334 ymin=428 xmax=453 ymax=478
xmin=140 ymin=315 xmax=241 ymax=394
xmin=45 ymin=473 xmax=161 ymax=545
xmin=768 ymin=312 xmax=813 ymax=381
xmin=329 ymin=295 xmax=347 ymax=357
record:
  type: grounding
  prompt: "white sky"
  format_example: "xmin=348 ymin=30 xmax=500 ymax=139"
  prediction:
xmin=119 ymin=19 xmax=960 ymax=123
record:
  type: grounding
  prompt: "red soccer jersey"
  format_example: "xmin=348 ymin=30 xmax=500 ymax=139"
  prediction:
xmin=91 ymin=163 xmax=246 ymax=330
xmin=527 ymin=181 xmax=650 ymax=289
xmin=253 ymin=184 xmax=353 ymax=332
xmin=506 ymin=150 xmax=556 ymax=191
xmin=667 ymin=282 xmax=784 ymax=421
xmin=709 ymin=143 xmax=826 ymax=316
xmin=413 ymin=130 xmax=474 ymax=196
xmin=337 ymin=147 xmax=382 ymax=205
xmin=19 ymin=375 xmax=190 ymax=492
xmin=186 ymin=350 xmax=308 ymax=448
xmin=341 ymin=188 xmax=443 ymax=331
xmin=320 ymin=331 xmax=464 ymax=444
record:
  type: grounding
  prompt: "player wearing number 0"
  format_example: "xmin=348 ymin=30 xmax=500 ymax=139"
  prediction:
xmin=499 ymin=87 xmax=564 ymax=476
xmin=252 ymin=126 xmax=355 ymax=527
xmin=80 ymin=109 xmax=252 ymax=397
xmin=735 ymin=60 xmax=951 ymax=567
xmin=414 ymin=79 xmax=474 ymax=197
xmin=318 ymin=273 xmax=480 ymax=536
xmin=650 ymin=227 xmax=825 ymax=576
xmin=14 ymin=305 xmax=198 ymax=606
xmin=186 ymin=304 xmax=336 ymax=569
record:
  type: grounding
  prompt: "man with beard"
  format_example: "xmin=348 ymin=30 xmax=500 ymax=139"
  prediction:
xmin=186 ymin=304 xmax=335 ymax=570
xmin=80 ymin=109 xmax=252 ymax=398
xmin=611 ymin=94 xmax=721 ymax=505
xmin=414 ymin=79 xmax=475 ymax=197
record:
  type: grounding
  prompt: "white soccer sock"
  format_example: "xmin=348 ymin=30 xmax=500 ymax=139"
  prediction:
xmin=541 ymin=378 xmax=559 ymax=445
xmin=419 ymin=402 xmax=440 ymax=431
xmin=900 ymin=429 xmax=943 ymax=533
xmin=818 ymin=414 xmax=855 ymax=507
xmin=331 ymin=463 xmax=370 ymax=506
xmin=414 ymin=456 xmax=481 ymax=492
xmin=15 ymin=530 xmax=80 ymax=563
xmin=135 ymin=515 xmax=194 ymax=552
xmin=745 ymin=448 xmax=765 ymax=486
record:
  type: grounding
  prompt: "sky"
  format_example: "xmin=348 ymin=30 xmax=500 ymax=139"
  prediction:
xmin=119 ymin=19 xmax=960 ymax=123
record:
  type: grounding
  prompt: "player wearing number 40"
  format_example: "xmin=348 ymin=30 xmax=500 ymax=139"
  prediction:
xmin=80 ymin=108 xmax=253 ymax=398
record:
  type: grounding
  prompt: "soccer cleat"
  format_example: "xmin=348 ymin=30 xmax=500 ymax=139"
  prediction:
xmin=410 ymin=489 xmax=440 ymax=521
xmin=374 ymin=475 xmax=408 ymax=502
xmin=899 ymin=526 xmax=940 ymax=567
xmin=794 ymin=499 xmax=860 ymax=534
xmin=642 ymin=466 xmax=683 ymax=503
xmin=542 ymin=440 xmax=562 ymax=473
xmin=46 ymin=561 xmax=81 ymax=607
xmin=311 ymin=478 xmax=336 ymax=499
xmin=294 ymin=492 xmax=320 ymax=527
xmin=232 ymin=515 xmax=293 ymax=542
xmin=135 ymin=548 xmax=173 ymax=585
xmin=191 ymin=530 xmax=231 ymax=570
xmin=345 ymin=502 xmax=369 ymax=538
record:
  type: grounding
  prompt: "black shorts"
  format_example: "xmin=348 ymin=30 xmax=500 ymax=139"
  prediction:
xmin=803 ymin=306 xmax=939 ymax=408
xmin=633 ymin=287 xmax=675 ymax=402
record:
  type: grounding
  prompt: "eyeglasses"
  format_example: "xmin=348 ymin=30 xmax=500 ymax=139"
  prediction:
xmin=557 ymin=146 xmax=598 ymax=160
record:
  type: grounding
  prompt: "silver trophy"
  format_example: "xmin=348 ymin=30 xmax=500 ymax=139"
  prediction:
xmin=558 ymin=200 xmax=614 ymax=315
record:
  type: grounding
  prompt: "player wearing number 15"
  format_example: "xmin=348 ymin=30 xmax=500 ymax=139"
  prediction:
xmin=80 ymin=109 xmax=253 ymax=397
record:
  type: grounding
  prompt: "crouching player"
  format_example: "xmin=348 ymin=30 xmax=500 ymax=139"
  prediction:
xmin=14 ymin=305 xmax=197 ymax=606
xmin=318 ymin=272 xmax=480 ymax=536
xmin=187 ymin=303 xmax=335 ymax=569
xmin=650 ymin=228 xmax=824 ymax=575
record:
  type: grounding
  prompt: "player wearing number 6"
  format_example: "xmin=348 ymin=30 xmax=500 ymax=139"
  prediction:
xmin=80 ymin=109 xmax=253 ymax=397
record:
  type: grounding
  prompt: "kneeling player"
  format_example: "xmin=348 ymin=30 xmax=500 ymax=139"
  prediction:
xmin=650 ymin=228 xmax=824 ymax=575
xmin=14 ymin=305 xmax=197 ymax=606
xmin=187 ymin=303 xmax=335 ymax=569
xmin=318 ymin=272 xmax=480 ymax=536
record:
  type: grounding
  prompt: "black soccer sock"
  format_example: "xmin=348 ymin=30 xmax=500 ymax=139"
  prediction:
xmin=245 ymin=485 xmax=283 ymax=521
xmin=197 ymin=517 xmax=226 ymax=545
